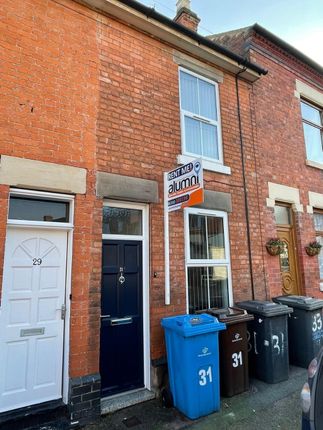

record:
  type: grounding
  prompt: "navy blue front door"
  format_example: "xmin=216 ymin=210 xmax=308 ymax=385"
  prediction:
xmin=100 ymin=240 xmax=144 ymax=397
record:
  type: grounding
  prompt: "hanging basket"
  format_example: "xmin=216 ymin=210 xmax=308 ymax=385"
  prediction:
xmin=266 ymin=238 xmax=284 ymax=256
xmin=305 ymin=241 xmax=322 ymax=257
xmin=266 ymin=244 xmax=283 ymax=256
xmin=305 ymin=246 xmax=321 ymax=257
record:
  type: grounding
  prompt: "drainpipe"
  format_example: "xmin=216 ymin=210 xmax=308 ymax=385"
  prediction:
xmin=235 ymin=68 xmax=255 ymax=300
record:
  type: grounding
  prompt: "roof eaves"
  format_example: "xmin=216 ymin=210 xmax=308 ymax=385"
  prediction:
xmin=251 ymin=23 xmax=323 ymax=75
xmin=116 ymin=0 xmax=267 ymax=76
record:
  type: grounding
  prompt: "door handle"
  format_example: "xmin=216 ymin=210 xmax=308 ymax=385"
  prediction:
xmin=56 ymin=304 xmax=66 ymax=320
xmin=110 ymin=317 xmax=133 ymax=326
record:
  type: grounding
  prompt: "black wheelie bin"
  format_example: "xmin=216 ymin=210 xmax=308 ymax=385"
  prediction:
xmin=237 ymin=300 xmax=293 ymax=383
xmin=273 ymin=295 xmax=323 ymax=368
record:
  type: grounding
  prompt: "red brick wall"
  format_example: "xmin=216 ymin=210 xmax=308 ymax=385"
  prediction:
xmin=1 ymin=0 xmax=267 ymax=373
xmin=249 ymin=37 xmax=323 ymax=299
xmin=0 ymin=0 xmax=99 ymax=168
xmin=95 ymin=14 xmax=266 ymax=359
xmin=0 ymin=0 xmax=101 ymax=377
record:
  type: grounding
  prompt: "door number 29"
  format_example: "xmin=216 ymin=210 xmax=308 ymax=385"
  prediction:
xmin=199 ymin=366 xmax=213 ymax=386
xmin=32 ymin=258 xmax=42 ymax=266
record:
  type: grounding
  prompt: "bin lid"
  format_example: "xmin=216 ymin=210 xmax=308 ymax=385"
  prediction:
xmin=273 ymin=295 xmax=323 ymax=311
xmin=236 ymin=300 xmax=293 ymax=317
xmin=161 ymin=313 xmax=226 ymax=337
xmin=197 ymin=307 xmax=254 ymax=324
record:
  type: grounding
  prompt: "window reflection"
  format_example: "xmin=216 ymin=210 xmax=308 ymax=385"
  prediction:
xmin=189 ymin=214 xmax=207 ymax=259
xmin=209 ymin=266 xmax=229 ymax=309
xmin=317 ymin=236 xmax=323 ymax=280
xmin=9 ymin=197 xmax=69 ymax=222
xmin=315 ymin=213 xmax=323 ymax=282
xmin=279 ymin=242 xmax=290 ymax=273
xmin=189 ymin=214 xmax=225 ymax=260
xmin=103 ymin=207 xmax=142 ymax=235
xmin=207 ymin=217 xmax=225 ymax=259
xmin=187 ymin=212 xmax=229 ymax=313
xmin=314 ymin=214 xmax=323 ymax=231
xmin=274 ymin=206 xmax=291 ymax=225
xmin=188 ymin=266 xmax=229 ymax=313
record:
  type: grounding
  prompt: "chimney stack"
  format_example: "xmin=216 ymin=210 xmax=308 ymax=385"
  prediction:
xmin=174 ymin=0 xmax=200 ymax=32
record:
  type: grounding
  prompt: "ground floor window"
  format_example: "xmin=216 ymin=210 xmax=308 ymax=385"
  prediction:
xmin=185 ymin=208 xmax=232 ymax=313
xmin=314 ymin=211 xmax=323 ymax=285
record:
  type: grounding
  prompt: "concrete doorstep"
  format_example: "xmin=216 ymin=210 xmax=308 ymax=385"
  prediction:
xmin=85 ymin=366 xmax=307 ymax=430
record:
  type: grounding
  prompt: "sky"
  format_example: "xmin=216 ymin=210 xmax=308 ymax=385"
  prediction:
xmin=136 ymin=0 xmax=323 ymax=67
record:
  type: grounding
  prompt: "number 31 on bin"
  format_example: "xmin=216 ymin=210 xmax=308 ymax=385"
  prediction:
xmin=198 ymin=366 xmax=213 ymax=386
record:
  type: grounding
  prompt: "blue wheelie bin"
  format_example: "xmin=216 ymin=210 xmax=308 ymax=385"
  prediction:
xmin=161 ymin=314 xmax=226 ymax=420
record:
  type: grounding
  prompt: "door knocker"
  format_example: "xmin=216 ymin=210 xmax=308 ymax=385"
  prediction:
xmin=118 ymin=267 xmax=125 ymax=285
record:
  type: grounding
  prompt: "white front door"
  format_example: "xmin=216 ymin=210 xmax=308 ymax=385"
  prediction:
xmin=0 ymin=228 xmax=67 ymax=412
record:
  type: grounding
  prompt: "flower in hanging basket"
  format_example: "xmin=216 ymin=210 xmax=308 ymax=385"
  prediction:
xmin=266 ymin=238 xmax=285 ymax=256
xmin=305 ymin=241 xmax=322 ymax=257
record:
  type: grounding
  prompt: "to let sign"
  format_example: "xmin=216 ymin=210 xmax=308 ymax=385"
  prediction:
xmin=166 ymin=159 xmax=204 ymax=212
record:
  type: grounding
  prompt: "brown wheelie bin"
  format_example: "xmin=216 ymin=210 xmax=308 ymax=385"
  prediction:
xmin=202 ymin=307 xmax=254 ymax=397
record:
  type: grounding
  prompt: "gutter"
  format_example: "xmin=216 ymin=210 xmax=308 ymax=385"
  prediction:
xmin=252 ymin=23 xmax=323 ymax=75
xmin=75 ymin=0 xmax=267 ymax=81
xmin=235 ymin=70 xmax=255 ymax=300
xmin=117 ymin=0 xmax=267 ymax=76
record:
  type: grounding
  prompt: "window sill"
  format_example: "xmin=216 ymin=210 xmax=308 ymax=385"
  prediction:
xmin=306 ymin=159 xmax=323 ymax=171
xmin=177 ymin=154 xmax=231 ymax=175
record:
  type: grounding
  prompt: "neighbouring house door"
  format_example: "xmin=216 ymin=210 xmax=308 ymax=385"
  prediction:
xmin=275 ymin=205 xmax=301 ymax=295
xmin=0 ymin=228 xmax=67 ymax=413
xmin=100 ymin=240 xmax=143 ymax=397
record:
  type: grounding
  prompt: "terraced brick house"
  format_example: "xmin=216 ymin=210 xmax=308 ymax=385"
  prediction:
xmin=210 ymin=24 xmax=323 ymax=300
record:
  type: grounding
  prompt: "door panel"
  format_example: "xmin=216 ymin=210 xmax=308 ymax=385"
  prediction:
xmin=277 ymin=227 xmax=300 ymax=295
xmin=100 ymin=240 xmax=143 ymax=397
xmin=0 ymin=228 xmax=67 ymax=412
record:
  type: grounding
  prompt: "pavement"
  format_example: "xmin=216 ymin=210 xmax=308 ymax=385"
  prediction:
xmin=84 ymin=366 xmax=307 ymax=430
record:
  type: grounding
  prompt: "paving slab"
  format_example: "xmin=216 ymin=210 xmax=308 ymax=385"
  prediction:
xmin=85 ymin=366 xmax=307 ymax=430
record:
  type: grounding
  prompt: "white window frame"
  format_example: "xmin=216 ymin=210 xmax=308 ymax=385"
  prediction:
xmin=301 ymin=99 xmax=323 ymax=167
xmin=179 ymin=68 xmax=230 ymax=174
xmin=7 ymin=188 xmax=74 ymax=229
xmin=184 ymin=207 xmax=233 ymax=312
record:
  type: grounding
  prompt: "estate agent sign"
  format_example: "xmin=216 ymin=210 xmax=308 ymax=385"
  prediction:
xmin=164 ymin=159 xmax=204 ymax=305
xmin=166 ymin=159 xmax=204 ymax=212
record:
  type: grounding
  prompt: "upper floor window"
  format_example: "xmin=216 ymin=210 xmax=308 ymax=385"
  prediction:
xmin=179 ymin=69 xmax=222 ymax=164
xmin=301 ymin=100 xmax=323 ymax=164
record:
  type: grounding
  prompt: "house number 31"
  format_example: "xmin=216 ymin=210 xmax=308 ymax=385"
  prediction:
xmin=198 ymin=366 xmax=213 ymax=386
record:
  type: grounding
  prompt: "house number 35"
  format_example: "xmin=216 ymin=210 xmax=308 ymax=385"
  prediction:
xmin=32 ymin=258 xmax=42 ymax=266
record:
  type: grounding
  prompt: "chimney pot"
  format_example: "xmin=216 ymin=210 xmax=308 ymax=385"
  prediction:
xmin=176 ymin=0 xmax=191 ymax=13
xmin=174 ymin=0 xmax=200 ymax=32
